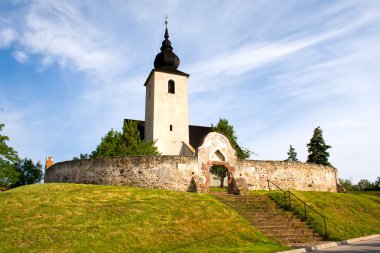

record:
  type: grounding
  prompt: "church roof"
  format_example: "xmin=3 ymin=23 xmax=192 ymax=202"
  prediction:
xmin=124 ymin=119 xmax=212 ymax=150
xmin=153 ymin=25 xmax=180 ymax=70
xmin=188 ymin=125 xmax=212 ymax=149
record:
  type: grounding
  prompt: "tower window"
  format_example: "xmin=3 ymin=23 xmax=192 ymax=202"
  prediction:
xmin=168 ymin=80 xmax=175 ymax=94
xmin=170 ymin=125 xmax=173 ymax=131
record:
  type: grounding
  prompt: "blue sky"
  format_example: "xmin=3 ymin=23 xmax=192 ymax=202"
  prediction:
xmin=1 ymin=0 xmax=379 ymax=183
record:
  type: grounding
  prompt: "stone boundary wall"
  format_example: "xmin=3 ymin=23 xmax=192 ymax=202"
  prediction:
xmin=45 ymin=156 xmax=339 ymax=193
xmin=237 ymin=160 xmax=338 ymax=192
xmin=45 ymin=156 xmax=199 ymax=192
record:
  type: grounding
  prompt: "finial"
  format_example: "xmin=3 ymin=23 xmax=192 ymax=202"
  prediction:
xmin=164 ymin=15 xmax=169 ymax=39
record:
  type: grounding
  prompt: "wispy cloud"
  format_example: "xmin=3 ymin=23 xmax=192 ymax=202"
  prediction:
xmin=1 ymin=0 xmax=380 ymax=183
xmin=1 ymin=1 xmax=124 ymax=81
xmin=0 ymin=28 xmax=17 ymax=48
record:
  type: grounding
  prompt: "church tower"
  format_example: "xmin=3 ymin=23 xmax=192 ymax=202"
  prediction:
xmin=144 ymin=24 xmax=194 ymax=156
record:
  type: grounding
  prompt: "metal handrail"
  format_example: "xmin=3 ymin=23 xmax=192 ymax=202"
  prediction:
xmin=267 ymin=179 xmax=328 ymax=238
xmin=267 ymin=179 xmax=290 ymax=204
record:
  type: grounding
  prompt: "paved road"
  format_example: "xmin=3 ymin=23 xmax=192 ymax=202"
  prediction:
xmin=315 ymin=237 xmax=380 ymax=252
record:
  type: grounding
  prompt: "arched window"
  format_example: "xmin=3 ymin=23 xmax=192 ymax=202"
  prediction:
xmin=168 ymin=80 xmax=175 ymax=94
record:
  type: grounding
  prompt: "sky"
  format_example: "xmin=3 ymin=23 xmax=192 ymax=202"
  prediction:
xmin=1 ymin=0 xmax=379 ymax=184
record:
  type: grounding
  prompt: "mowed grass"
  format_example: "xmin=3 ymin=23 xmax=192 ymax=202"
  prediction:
xmin=209 ymin=187 xmax=228 ymax=192
xmin=270 ymin=191 xmax=380 ymax=241
xmin=0 ymin=184 xmax=288 ymax=253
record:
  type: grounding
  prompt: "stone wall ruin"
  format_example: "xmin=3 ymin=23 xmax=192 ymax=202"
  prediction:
xmin=45 ymin=132 xmax=340 ymax=193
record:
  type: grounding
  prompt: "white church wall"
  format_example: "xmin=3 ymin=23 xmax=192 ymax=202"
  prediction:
xmin=145 ymin=70 xmax=190 ymax=156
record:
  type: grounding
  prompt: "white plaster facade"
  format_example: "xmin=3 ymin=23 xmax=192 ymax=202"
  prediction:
xmin=144 ymin=69 xmax=194 ymax=156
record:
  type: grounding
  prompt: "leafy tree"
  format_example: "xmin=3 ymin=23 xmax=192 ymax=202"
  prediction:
xmin=210 ymin=165 xmax=228 ymax=188
xmin=90 ymin=120 xmax=158 ymax=158
xmin=339 ymin=178 xmax=355 ymax=191
xmin=375 ymin=177 xmax=380 ymax=190
xmin=285 ymin=145 xmax=298 ymax=162
xmin=0 ymin=123 xmax=20 ymax=188
xmin=12 ymin=158 xmax=43 ymax=187
xmin=91 ymin=129 xmax=127 ymax=158
xmin=357 ymin=179 xmax=373 ymax=191
xmin=73 ymin=153 xmax=91 ymax=160
xmin=211 ymin=118 xmax=251 ymax=160
xmin=306 ymin=126 xmax=331 ymax=166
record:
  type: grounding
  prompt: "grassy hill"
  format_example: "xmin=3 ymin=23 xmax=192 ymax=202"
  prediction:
xmin=270 ymin=191 xmax=380 ymax=241
xmin=0 ymin=184 xmax=288 ymax=253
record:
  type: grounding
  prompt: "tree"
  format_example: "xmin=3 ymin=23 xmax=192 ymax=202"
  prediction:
xmin=0 ymin=123 xmax=20 ymax=188
xmin=285 ymin=145 xmax=298 ymax=162
xmin=122 ymin=120 xmax=159 ymax=156
xmin=90 ymin=120 xmax=158 ymax=158
xmin=210 ymin=165 xmax=228 ymax=188
xmin=73 ymin=153 xmax=91 ymax=160
xmin=91 ymin=129 xmax=127 ymax=158
xmin=357 ymin=179 xmax=372 ymax=191
xmin=211 ymin=118 xmax=251 ymax=160
xmin=306 ymin=126 xmax=331 ymax=166
xmin=339 ymin=178 xmax=355 ymax=191
xmin=375 ymin=177 xmax=380 ymax=191
xmin=11 ymin=158 xmax=43 ymax=187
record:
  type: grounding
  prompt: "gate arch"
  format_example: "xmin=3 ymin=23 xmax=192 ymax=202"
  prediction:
xmin=197 ymin=132 xmax=240 ymax=194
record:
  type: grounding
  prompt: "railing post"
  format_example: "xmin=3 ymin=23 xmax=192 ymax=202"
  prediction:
xmin=267 ymin=180 xmax=271 ymax=193
xmin=304 ymin=203 xmax=307 ymax=219
xmin=323 ymin=217 xmax=327 ymax=238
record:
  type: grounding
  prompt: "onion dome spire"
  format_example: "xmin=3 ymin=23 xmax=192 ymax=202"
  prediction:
xmin=154 ymin=17 xmax=180 ymax=70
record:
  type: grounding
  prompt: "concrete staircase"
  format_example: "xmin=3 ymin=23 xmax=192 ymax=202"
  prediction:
xmin=211 ymin=192 xmax=324 ymax=247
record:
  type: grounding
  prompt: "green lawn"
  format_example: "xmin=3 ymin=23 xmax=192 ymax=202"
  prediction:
xmin=0 ymin=184 xmax=288 ymax=253
xmin=209 ymin=186 xmax=228 ymax=192
xmin=270 ymin=190 xmax=380 ymax=241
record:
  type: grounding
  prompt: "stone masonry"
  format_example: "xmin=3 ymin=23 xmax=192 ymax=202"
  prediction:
xmin=45 ymin=132 xmax=340 ymax=194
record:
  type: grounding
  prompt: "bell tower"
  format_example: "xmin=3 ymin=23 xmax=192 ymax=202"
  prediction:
xmin=144 ymin=22 xmax=194 ymax=156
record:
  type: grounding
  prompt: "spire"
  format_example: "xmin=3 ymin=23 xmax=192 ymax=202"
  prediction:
xmin=154 ymin=17 xmax=180 ymax=70
xmin=164 ymin=14 xmax=169 ymax=39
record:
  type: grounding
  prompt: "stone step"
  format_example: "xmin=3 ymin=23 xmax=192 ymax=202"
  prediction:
xmin=260 ymin=229 xmax=318 ymax=236
xmin=251 ymin=219 xmax=309 ymax=227
xmin=242 ymin=211 xmax=296 ymax=218
xmin=211 ymin=192 xmax=324 ymax=246
xmin=255 ymin=224 xmax=312 ymax=231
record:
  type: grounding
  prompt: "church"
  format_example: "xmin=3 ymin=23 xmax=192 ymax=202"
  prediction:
xmin=45 ymin=25 xmax=341 ymax=194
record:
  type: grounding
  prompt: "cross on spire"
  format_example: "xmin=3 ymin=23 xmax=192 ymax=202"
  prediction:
xmin=165 ymin=15 xmax=168 ymax=28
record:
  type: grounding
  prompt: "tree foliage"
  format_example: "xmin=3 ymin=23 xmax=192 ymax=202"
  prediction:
xmin=306 ymin=126 xmax=331 ymax=166
xmin=375 ymin=177 xmax=380 ymax=190
xmin=91 ymin=129 xmax=127 ymax=158
xmin=339 ymin=177 xmax=380 ymax=191
xmin=357 ymin=179 xmax=372 ymax=191
xmin=210 ymin=165 xmax=228 ymax=188
xmin=339 ymin=178 xmax=355 ymax=191
xmin=211 ymin=118 xmax=251 ymax=160
xmin=12 ymin=158 xmax=43 ymax=187
xmin=0 ymin=124 xmax=20 ymax=188
xmin=122 ymin=120 xmax=158 ymax=156
xmin=285 ymin=145 xmax=298 ymax=162
xmin=87 ymin=120 xmax=159 ymax=159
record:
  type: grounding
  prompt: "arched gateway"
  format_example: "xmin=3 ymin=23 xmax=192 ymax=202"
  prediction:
xmin=196 ymin=132 xmax=241 ymax=194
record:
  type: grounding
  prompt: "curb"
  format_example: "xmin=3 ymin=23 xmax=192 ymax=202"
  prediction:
xmin=277 ymin=234 xmax=380 ymax=253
